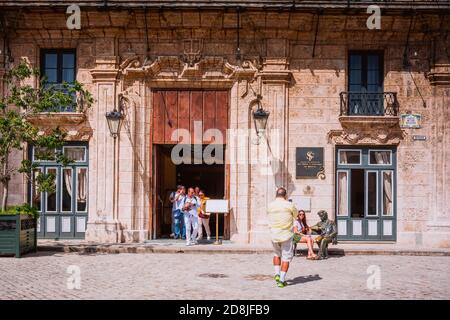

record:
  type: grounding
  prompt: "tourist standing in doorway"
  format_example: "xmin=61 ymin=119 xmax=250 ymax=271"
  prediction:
xmin=182 ymin=187 xmax=200 ymax=246
xmin=197 ymin=190 xmax=211 ymax=241
xmin=169 ymin=185 xmax=185 ymax=239
xmin=267 ymin=187 xmax=298 ymax=288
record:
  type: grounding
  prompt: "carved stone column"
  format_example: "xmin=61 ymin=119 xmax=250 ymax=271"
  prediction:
xmin=248 ymin=41 xmax=292 ymax=245
xmin=85 ymin=37 xmax=123 ymax=243
xmin=424 ymin=36 xmax=450 ymax=247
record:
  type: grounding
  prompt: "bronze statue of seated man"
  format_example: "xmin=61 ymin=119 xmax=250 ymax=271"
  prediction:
xmin=309 ymin=210 xmax=338 ymax=260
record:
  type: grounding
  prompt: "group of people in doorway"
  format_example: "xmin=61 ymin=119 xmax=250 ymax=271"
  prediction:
xmin=169 ymin=185 xmax=211 ymax=246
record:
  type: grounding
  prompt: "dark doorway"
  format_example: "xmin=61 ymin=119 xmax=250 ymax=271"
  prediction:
xmin=153 ymin=144 xmax=226 ymax=239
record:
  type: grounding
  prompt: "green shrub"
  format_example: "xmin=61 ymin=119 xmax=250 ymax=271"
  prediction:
xmin=0 ymin=203 xmax=39 ymax=218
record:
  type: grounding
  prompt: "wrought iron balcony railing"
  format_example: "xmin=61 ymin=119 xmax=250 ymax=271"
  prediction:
xmin=43 ymin=83 xmax=78 ymax=112
xmin=339 ymin=92 xmax=399 ymax=116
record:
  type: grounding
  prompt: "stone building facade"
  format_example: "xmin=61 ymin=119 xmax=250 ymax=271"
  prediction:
xmin=0 ymin=1 xmax=449 ymax=248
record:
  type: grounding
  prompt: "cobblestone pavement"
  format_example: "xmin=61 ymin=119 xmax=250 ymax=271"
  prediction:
xmin=1 ymin=252 xmax=449 ymax=300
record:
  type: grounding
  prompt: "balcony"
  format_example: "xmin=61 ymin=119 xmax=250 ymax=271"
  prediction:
xmin=330 ymin=91 xmax=403 ymax=145
xmin=340 ymin=92 xmax=399 ymax=117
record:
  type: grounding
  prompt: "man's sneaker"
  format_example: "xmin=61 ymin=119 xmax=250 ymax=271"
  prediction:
xmin=277 ymin=281 xmax=287 ymax=288
xmin=274 ymin=275 xmax=280 ymax=282
xmin=185 ymin=241 xmax=192 ymax=246
xmin=207 ymin=236 xmax=211 ymax=241
xmin=191 ymin=239 xmax=198 ymax=245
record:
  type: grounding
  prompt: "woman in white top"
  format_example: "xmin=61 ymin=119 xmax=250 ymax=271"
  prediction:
xmin=293 ymin=210 xmax=317 ymax=259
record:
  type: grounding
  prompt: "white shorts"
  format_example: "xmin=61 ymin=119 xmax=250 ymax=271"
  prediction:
xmin=272 ymin=237 xmax=294 ymax=262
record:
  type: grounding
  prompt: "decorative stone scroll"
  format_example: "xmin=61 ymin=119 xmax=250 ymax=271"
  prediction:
xmin=119 ymin=55 xmax=258 ymax=82
xmin=328 ymin=115 xmax=406 ymax=145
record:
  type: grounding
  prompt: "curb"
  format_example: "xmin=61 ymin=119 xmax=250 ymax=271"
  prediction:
xmin=37 ymin=245 xmax=450 ymax=257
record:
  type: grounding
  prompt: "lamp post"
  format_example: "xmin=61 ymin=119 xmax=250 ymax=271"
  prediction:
xmin=252 ymin=99 xmax=270 ymax=145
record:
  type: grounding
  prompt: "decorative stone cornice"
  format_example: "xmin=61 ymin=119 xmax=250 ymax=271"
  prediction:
xmin=328 ymin=116 xmax=406 ymax=145
xmin=118 ymin=55 xmax=258 ymax=83
xmin=427 ymin=64 xmax=450 ymax=86
xmin=27 ymin=112 xmax=86 ymax=126
xmin=28 ymin=113 xmax=93 ymax=141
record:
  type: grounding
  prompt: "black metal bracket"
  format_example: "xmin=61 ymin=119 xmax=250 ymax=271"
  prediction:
xmin=312 ymin=9 xmax=323 ymax=58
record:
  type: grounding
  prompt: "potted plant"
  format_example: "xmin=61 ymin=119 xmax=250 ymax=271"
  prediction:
xmin=0 ymin=204 xmax=39 ymax=257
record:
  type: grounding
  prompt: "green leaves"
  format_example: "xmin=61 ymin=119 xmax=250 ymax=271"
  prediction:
xmin=0 ymin=59 xmax=93 ymax=210
xmin=0 ymin=203 xmax=39 ymax=218
xmin=4 ymin=59 xmax=93 ymax=113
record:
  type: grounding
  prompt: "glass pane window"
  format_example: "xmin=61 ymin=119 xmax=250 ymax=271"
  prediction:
xmin=45 ymin=69 xmax=58 ymax=83
xmin=337 ymin=171 xmax=348 ymax=216
xmin=61 ymin=168 xmax=73 ymax=212
xmin=76 ymin=168 xmax=88 ymax=212
xmin=62 ymin=53 xmax=75 ymax=68
xmin=45 ymin=53 xmax=57 ymax=68
xmin=46 ymin=168 xmax=57 ymax=212
xmin=63 ymin=147 xmax=86 ymax=162
xmin=366 ymin=171 xmax=378 ymax=216
xmin=33 ymin=147 xmax=57 ymax=161
xmin=339 ymin=150 xmax=361 ymax=164
xmin=348 ymin=51 xmax=383 ymax=93
xmin=42 ymin=50 xmax=76 ymax=84
xmin=350 ymin=169 xmax=365 ymax=218
xmin=382 ymin=171 xmax=394 ymax=216
xmin=62 ymin=69 xmax=75 ymax=83
xmin=32 ymin=168 xmax=43 ymax=211
xmin=369 ymin=150 xmax=392 ymax=165
xmin=41 ymin=50 xmax=76 ymax=112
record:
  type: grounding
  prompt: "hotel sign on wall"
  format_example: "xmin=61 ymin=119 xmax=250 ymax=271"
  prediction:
xmin=296 ymin=147 xmax=324 ymax=179
xmin=400 ymin=114 xmax=422 ymax=129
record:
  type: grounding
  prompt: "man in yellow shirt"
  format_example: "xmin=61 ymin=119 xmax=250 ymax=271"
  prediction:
xmin=267 ymin=187 xmax=298 ymax=288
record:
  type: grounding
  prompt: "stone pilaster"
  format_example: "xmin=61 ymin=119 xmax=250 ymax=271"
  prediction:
xmin=248 ymin=39 xmax=292 ymax=245
xmin=85 ymin=37 xmax=123 ymax=243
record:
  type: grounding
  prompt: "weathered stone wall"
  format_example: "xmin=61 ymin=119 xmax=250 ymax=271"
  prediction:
xmin=0 ymin=8 xmax=449 ymax=247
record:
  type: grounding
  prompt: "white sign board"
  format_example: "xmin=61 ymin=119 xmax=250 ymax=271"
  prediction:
xmin=289 ymin=196 xmax=311 ymax=212
xmin=205 ymin=199 xmax=229 ymax=214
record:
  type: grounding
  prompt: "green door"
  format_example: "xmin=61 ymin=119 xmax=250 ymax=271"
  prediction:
xmin=335 ymin=147 xmax=396 ymax=241
xmin=30 ymin=143 xmax=88 ymax=239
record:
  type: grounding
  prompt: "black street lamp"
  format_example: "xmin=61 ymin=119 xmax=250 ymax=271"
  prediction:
xmin=252 ymin=100 xmax=270 ymax=142
xmin=105 ymin=108 xmax=124 ymax=139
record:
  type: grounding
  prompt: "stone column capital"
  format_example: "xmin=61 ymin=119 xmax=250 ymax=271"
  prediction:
xmin=259 ymin=58 xmax=292 ymax=84
xmin=90 ymin=56 xmax=120 ymax=82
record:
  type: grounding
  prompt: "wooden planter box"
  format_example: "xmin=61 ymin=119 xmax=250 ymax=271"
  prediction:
xmin=0 ymin=214 xmax=37 ymax=258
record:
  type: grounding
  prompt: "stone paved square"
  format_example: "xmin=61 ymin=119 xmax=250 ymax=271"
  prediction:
xmin=0 ymin=252 xmax=449 ymax=300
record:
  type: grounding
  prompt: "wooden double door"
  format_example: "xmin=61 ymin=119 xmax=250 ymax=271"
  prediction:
xmin=152 ymin=90 xmax=228 ymax=144
xmin=151 ymin=90 xmax=229 ymax=239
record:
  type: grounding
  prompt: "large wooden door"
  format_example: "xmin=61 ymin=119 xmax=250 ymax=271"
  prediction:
xmin=152 ymin=90 xmax=228 ymax=144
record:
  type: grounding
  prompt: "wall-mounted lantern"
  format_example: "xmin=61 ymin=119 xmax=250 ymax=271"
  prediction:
xmin=105 ymin=107 xmax=124 ymax=139
xmin=252 ymin=99 xmax=270 ymax=144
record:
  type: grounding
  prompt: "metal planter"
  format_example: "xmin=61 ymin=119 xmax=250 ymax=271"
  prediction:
xmin=0 ymin=214 xmax=37 ymax=258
